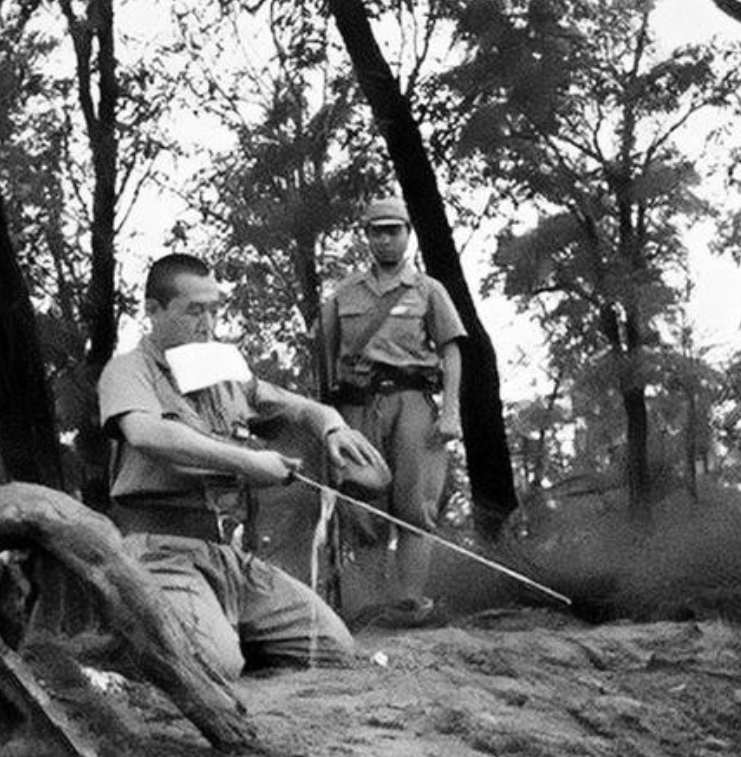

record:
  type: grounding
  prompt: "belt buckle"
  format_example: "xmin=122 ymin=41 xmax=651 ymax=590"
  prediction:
xmin=217 ymin=513 xmax=243 ymax=546
xmin=377 ymin=378 xmax=395 ymax=394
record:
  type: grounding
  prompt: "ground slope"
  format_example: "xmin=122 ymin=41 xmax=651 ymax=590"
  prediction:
xmin=10 ymin=610 xmax=736 ymax=757
xmin=231 ymin=612 xmax=741 ymax=757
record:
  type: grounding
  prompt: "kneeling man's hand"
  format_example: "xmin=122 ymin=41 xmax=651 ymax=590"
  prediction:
xmin=247 ymin=450 xmax=303 ymax=486
xmin=325 ymin=427 xmax=391 ymax=491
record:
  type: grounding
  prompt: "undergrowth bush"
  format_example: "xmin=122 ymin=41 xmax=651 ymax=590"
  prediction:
xmin=500 ymin=477 xmax=741 ymax=622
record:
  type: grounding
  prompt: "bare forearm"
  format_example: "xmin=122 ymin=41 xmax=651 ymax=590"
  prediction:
xmin=440 ymin=341 xmax=462 ymax=420
xmin=118 ymin=413 xmax=297 ymax=485
xmin=137 ymin=422 xmax=252 ymax=472
xmin=253 ymin=379 xmax=346 ymax=438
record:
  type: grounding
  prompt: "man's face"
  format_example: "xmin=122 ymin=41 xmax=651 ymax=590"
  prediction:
xmin=366 ymin=222 xmax=410 ymax=267
xmin=147 ymin=272 xmax=220 ymax=349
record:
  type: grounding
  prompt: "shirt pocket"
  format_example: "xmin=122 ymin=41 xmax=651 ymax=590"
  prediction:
xmin=388 ymin=299 xmax=426 ymax=320
xmin=337 ymin=300 xmax=373 ymax=319
xmin=337 ymin=299 xmax=374 ymax=352
xmin=386 ymin=296 xmax=427 ymax=335
xmin=384 ymin=298 xmax=428 ymax=353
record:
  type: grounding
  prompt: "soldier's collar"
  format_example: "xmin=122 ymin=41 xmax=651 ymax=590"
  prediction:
xmin=140 ymin=335 xmax=171 ymax=370
xmin=365 ymin=262 xmax=416 ymax=289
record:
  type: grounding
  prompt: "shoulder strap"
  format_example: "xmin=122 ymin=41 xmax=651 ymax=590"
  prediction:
xmin=348 ymin=284 xmax=409 ymax=357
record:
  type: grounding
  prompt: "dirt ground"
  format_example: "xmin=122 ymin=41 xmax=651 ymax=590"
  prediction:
xmin=238 ymin=613 xmax=741 ymax=757
xmin=14 ymin=608 xmax=738 ymax=757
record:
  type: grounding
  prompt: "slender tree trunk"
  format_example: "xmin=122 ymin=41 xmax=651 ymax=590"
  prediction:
xmin=684 ymin=386 xmax=698 ymax=501
xmin=85 ymin=0 xmax=118 ymax=371
xmin=599 ymin=300 xmax=651 ymax=521
xmin=622 ymin=385 xmax=650 ymax=521
xmin=60 ymin=0 xmax=118 ymax=371
xmin=617 ymin=29 xmax=652 ymax=521
xmin=328 ymin=0 xmax=518 ymax=538
xmin=623 ymin=312 xmax=651 ymax=521
xmin=0 ymin=196 xmax=64 ymax=488
xmin=532 ymin=375 xmax=562 ymax=490
xmin=293 ymin=222 xmax=332 ymax=402
xmin=60 ymin=0 xmax=118 ymax=510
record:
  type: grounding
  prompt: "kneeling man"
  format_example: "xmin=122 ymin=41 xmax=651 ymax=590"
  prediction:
xmin=99 ymin=253 xmax=387 ymax=677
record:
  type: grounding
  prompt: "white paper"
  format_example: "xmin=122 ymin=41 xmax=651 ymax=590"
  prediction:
xmin=165 ymin=342 xmax=252 ymax=393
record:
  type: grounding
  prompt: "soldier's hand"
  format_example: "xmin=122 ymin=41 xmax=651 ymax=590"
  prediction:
xmin=326 ymin=427 xmax=391 ymax=493
xmin=326 ymin=427 xmax=382 ymax=469
xmin=245 ymin=450 xmax=302 ymax=486
xmin=433 ymin=412 xmax=462 ymax=444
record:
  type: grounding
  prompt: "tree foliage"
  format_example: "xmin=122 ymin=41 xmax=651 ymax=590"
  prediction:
xmin=0 ymin=0 xmax=183 ymax=500
xmin=440 ymin=0 xmax=741 ymax=517
xmin=152 ymin=2 xmax=394 ymax=393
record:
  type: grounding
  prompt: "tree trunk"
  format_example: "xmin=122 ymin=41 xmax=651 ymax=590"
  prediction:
xmin=622 ymin=385 xmax=651 ymax=523
xmin=0 ymin=483 xmax=258 ymax=752
xmin=328 ymin=0 xmax=518 ymax=538
xmin=60 ymin=0 xmax=119 ymax=372
xmin=1 ymin=636 xmax=142 ymax=756
xmin=0 ymin=196 xmax=64 ymax=488
xmin=622 ymin=303 xmax=651 ymax=518
xmin=599 ymin=300 xmax=651 ymax=521
xmin=60 ymin=0 xmax=119 ymax=510
xmin=293 ymin=221 xmax=332 ymax=402
xmin=684 ymin=386 xmax=698 ymax=501
xmin=712 ymin=0 xmax=741 ymax=23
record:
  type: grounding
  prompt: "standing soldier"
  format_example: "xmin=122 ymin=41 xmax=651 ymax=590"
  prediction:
xmin=321 ymin=197 xmax=467 ymax=625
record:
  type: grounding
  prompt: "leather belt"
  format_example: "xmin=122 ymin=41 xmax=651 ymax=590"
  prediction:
xmin=332 ymin=370 xmax=441 ymax=406
xmin=111 ymin=492 xmax=225 ymax=543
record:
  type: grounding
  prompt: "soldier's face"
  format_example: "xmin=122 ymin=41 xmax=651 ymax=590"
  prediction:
xmin=366 ymin=223 xmax=410 ymax=267
xmin=147 ymin=273 xmax=220 ymax=349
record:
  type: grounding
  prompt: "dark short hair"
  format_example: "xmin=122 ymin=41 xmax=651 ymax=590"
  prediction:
xmin=145 ymin=254 xmax=211 ymax=306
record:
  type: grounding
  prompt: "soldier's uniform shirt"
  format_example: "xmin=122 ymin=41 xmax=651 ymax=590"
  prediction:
xmin=324 ymin=264 xmax=466 ymax=373
xmin=101 ymin=337 xmax=345 ymax=497
xmin=322 ymin=264 xmax=466 ymax=539
xmin=98 ymin=336 xmax=353 ymax=678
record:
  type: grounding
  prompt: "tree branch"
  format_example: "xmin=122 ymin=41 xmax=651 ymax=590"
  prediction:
xmin=58 ymin=0 xmax=96 ymax=136
xmin=711 ymin=0 xmax=741 ymax=23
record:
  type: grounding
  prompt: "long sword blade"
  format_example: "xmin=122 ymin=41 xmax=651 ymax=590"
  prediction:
xmin=292 ymin=472 xmax=571 ymax=606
